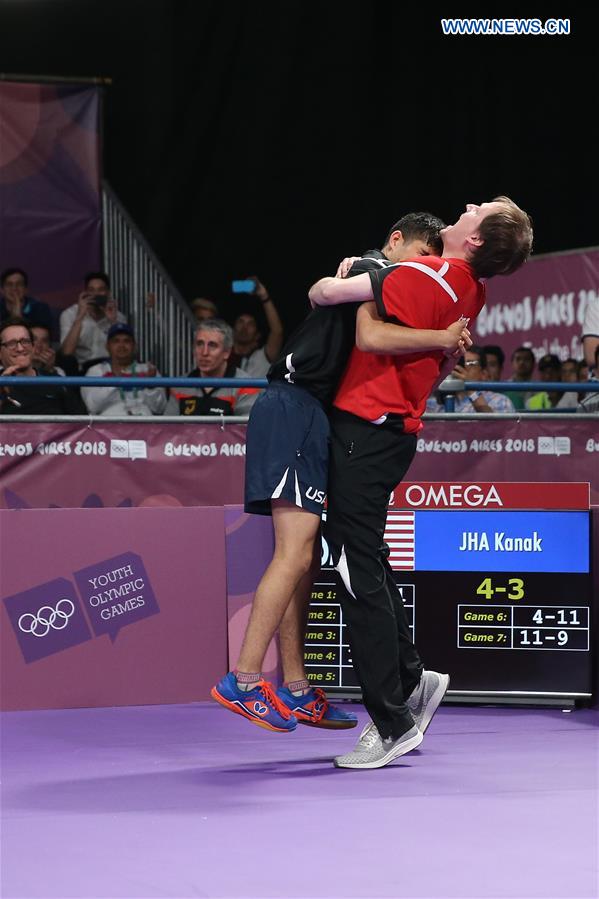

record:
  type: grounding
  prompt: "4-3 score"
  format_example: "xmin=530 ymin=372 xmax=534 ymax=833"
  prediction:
xmin=476 ymin=577 xmax=524 ymax=600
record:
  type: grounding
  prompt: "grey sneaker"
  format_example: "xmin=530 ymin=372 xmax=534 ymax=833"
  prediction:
xmin=353 ymin=718 xmax=378 ymax=750
xmin=408 ymin=670 xmax=450 ymax=734
xmin=334 ymin=725 xmax=423 ymax=769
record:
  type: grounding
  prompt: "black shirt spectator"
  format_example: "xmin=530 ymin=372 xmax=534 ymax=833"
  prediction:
xmin=0 ymin=318 xmax=84 ymax=414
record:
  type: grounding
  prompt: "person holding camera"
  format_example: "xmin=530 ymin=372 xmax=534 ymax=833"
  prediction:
xmin=59 ymin=271 xmax=127 ymax=370
xmin=230 ymin=276 xmax=284 ymax=377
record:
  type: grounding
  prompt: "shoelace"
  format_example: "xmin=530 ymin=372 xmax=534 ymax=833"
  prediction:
xmin=258 ymin=681 xmax=293 ymax=720
xmin=308 ymin=688 xmax=328 ymax=723
xmin=359 ymin=722 xmax=379 ymax=747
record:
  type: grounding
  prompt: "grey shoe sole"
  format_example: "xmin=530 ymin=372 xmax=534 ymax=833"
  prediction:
xmin=418 ymin=673 xmax=450 ymax=734
xmin=333 ymin=728 xmax=423 ymax=769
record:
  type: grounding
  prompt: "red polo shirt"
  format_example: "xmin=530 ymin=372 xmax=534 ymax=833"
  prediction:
xmin=333 ymin=257 xmax=485 ymax=433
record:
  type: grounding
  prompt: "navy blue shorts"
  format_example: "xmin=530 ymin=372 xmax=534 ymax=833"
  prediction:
xmin=244 ymin=381 xmax=330 ymax=517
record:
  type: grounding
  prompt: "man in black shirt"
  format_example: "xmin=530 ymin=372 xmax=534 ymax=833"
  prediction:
xmin=0 ymin=318 xmax=85 ymax=415
xmin=211 ymin=213 xmax=468 ymax=733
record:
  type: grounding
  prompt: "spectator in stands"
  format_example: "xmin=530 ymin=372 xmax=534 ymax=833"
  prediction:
xmin=526 ymin=353 xmax=577 ymax=409
xmin=0 ymin=268 xmax=53 ymax=335
xmin=578 ymin=347 xmax=599 ymax=413
xmin=428 ymin=346 xmax=515 ymax=413
xmin=31 ymin=324 xmax=66 ymax=375
xmin=561 ymin=358 xmax=578 ymax=382
xmin=191 ymin=297 xmax=219 ymax=322
xmin=482 ymin=344 xmax=505 ymax=381
xmin=169 ymin=318 xmax=258 ymax=416
xmin=60 ymin=271 xmax=126 ymax=370
xmin=230 ymin=277 xmax=284 ymax=377
xmin=81 ymin=323 xmax=166 ymax=416
xmin=505 ymin=345 xmax=535 ymax=409
xmin=0 ymin=318 xmax=84 ymax=414
xmin=560 ymin=356 xmax=583 ymax=407
xmin=582 ymin=295 xmax=599 ymax=372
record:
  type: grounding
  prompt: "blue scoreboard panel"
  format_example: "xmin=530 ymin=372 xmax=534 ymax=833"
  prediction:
xmin=305 ymin=509 xmax=592 ymax=699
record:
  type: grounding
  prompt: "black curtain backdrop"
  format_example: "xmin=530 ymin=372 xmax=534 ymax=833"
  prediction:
xmin=1 ymin=1 xmax=598 ymax=333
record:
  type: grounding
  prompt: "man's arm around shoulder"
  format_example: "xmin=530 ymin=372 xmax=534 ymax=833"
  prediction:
xmin=308 ymin=273 xmax=373 ymax=307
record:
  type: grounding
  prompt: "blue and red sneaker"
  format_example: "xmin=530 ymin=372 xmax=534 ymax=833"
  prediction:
xmin=211 ymin=672 xmax=297 ymax=733
xmin=277 ymin=685 xmax=358 ymax=729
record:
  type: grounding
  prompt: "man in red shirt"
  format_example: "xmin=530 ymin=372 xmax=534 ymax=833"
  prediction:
xmin=308 ymin=197 xmax=533 ymax=768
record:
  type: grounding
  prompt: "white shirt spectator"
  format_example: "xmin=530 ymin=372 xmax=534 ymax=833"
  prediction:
xmin=238 ymin=346 xmax=270 ymax=378
xmin=428 ymin=390 xmax=515 ymax=413
xmin=60 ymin=304 xmax=126 ymax=367
xmin=81 ymin=361 xmax=167 ymax=416
xmin=582 ymin=294 xmax=599 ymax=369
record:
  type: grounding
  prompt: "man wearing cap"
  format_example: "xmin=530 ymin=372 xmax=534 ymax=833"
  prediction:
xmin=81 ymin=323 xmax=166 ymax=416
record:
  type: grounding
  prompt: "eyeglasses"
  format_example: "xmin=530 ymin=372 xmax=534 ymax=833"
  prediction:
xmin=463 ymin=360 xmax=481 ymax=367
xmin=0 ymin=338 xmax=33 ymax=350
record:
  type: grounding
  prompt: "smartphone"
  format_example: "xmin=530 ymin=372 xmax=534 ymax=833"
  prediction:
xmin=231 ymin=279 xmax=255 ymax=294
xmin=93 ymin=294 xmax=109 ymax=308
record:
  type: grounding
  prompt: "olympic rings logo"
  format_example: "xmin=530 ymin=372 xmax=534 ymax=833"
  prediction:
xmin=18 ymin=599 xmax=75 ymax=638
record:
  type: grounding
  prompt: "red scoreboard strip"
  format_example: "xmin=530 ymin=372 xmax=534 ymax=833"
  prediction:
xmin=391 ymin=482 xmax=589 ymax=511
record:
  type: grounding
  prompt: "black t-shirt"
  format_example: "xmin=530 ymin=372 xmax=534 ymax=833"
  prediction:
xmin=0 ymin=369 xmax=85 ymax=415
xmin=178 ymin=362 xmax=238 ymax=416
xmin=268 ymin=250 xmax=391 ymax=407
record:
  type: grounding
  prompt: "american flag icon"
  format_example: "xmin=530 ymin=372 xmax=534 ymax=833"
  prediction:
xmin=384 ymin=510 xmax=415 ymax=570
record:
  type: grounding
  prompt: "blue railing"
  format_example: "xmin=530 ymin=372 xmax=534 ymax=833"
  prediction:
xmin=436 ymin=380 xmax=596 ymax=412
xmin=4 ymin=377 xmax=269 ymax=388
xmin=3 ymin=377 xmax=596 ymax=397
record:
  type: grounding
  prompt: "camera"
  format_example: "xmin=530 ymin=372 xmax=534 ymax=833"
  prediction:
xmin=92 ymin=294 xmax=109 ymax=308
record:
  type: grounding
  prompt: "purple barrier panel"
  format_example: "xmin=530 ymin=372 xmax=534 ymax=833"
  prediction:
xmin=412 ymin=418 xmax=599 ymax=504
xmin=0 ymin=506 xmax=227 ymax=710
xmin=0 ymin=81 xmax=101 ymax=312
xmin=0 ymin=421 xmax=247 ymax=509
xmin=224 ymin=506 xmax=281 ymax=684
xmin=479 ymin=247 xmax=599 ymax=362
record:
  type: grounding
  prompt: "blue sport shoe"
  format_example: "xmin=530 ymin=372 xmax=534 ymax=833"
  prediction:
xmin=277 ymin=686 xmax=358 ymax=729
xmin=211 ymin=672 xmax=297 ymax=733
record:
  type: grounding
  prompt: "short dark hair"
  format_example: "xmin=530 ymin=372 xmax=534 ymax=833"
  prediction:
xmin=383 ymin=212 xmax=445 ymax=256
xmin=84 ymin=271 xmax=110 ymax=289
xmin=468 ymin=196 xmax=533 ymax=279
xmin=561 ymin=357 xmax=577 ymax=367
xmin=511 ymin=346 xmax=535 ymax=364
xmin=538 ymin=353 xmax=561 ymax=372
xmin=577 ymin=360 xmax=589 ymax=378
xmin=483 ymin=344 xmax=505 ymax=368
xmin=0 ymin=317 xmax=34 ymax=342
xmin=467 ymin=345 xmax=487 ymax=368
xmin=1 ymin=267 xmax=28 ymax=288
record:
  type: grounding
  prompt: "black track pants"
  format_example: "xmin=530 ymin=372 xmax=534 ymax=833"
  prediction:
xmin=325 ymin=410 xmax=423 ymax=739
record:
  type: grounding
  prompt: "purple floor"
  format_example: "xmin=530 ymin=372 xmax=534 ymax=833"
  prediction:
xmin=1 ymin=702 xmax=597 ymax=899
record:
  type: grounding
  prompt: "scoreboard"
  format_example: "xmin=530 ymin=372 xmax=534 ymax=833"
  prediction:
xmin=305 ymin=482 xmax=593 ymax=700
